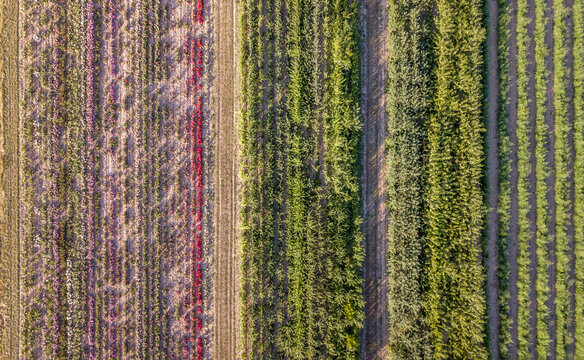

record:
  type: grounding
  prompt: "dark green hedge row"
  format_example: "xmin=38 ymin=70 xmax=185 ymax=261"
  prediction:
xmin=239 ymin=0 xmax=363 ymax=358
xmin=239 ymin=0 xmax=286 ymax=356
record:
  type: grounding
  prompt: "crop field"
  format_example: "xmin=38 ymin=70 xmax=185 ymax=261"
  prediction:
xmin=0 ymin=0 xmax=583 ymax=359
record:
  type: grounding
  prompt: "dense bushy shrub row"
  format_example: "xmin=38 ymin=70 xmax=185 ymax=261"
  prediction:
xmin=385 ymin=1 xmax=433 ymax=358
xmin=239 ymin=0 xmax=363 ymax=358
xmin=425 ymin=1 xmax=487 ymax=358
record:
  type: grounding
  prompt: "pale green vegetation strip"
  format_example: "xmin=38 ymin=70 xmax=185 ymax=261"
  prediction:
xmin=534 ymin=0 xmax=551 ymax=355
xmin=385 ymin=0 xmax=432 ymax=358
xmin=574 ymin=0 xmax=584 ymax=357
xmin=553 ymin=0 xmax=572 ymax=358
xmin=64 ymin=1 xmax=87 ymax=358
xmin=515 ymin=0 xmax=535 ymax=356
xmin=238 ymin=0 xmax=253 ymax=353
xmin=426 ymin=0 xmax=487 ymax=358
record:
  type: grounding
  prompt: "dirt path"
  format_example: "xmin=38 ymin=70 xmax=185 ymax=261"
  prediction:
xmin=212 ymin=0 xmax=238 ymax=357
xmin=360 ymin=0 xmax=388 ymax=358
xmin=0 ymin=0 xmax=20 ymax=357
xmin=486 ymin=0 xmax=501 ymax=357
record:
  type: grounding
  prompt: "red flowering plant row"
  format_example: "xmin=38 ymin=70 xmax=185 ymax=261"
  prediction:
xmin=182 ymin=2 xmax=205 ymax=358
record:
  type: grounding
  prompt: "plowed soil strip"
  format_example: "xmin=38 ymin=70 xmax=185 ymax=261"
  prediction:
xmin=487 ymin=0 xmax=501 ymax=357
xmin=360 ymin=0 xmax=388 ymax=358
xmin=212 ymin=0 xmax=238 ymax=358
xmin=0 ymin=0 xmax=20 ymax=358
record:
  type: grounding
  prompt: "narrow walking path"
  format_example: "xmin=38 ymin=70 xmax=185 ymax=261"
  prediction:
xmin=360 ymin=0 xmax=388 ymax=358
xmin=486 ymin=0 xmax=501 ymax=357
xmin=212 ymin=0 xmax=238 ymax=358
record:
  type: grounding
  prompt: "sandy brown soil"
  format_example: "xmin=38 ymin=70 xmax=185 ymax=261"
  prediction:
xmin=486 ymin=0 xmax=501 ymax=357
xmin=211 ymin=0 xmax=238 ymax=358
xmin=360 ymin=0 xmax=388 ymax=358
xmin=527 ymin=0 xmax=538 ymax=355
xmin=0 ymin=0 xmax=20 ymax=358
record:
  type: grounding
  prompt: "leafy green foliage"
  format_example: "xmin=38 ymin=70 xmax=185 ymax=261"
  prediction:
xmin=515 ymin=0 xmax=535 ymax=356
xmin=239 ymin=0 xmax=363 ymax=358
xmin=385 ymin=0 xmax=433 ymax=358
xmin=574 ymin=0 xmax=584 ymax=358
xmin=238 ymin=0 xmax=283 ymax=356
xmin=495 ymin=0 xmax=512 ymax=357
xmin=534 ymin=0 xmax=552 ymax=355
xmin=321 ymin=0 xmax=364 ymax=357
xmin=553 ymin=1 xmax=573 ymax=358
xmin=426 ymin=0 xmax=487 ymax=358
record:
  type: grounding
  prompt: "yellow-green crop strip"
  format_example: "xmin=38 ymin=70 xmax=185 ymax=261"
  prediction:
xmin=515 ymin=0 xmax=535 ymax=356
xmin=426 ymin=0 xmax=487 ymax=358
xmin=385 ymin=0 xmax=433 ymax=358
xmin=574 ymin=0 xmax=584 ymax=357
xmin=553 ymin=0 xmax=572 ymax=357
xmin=534 ymin=0 xmax=552 ymax=355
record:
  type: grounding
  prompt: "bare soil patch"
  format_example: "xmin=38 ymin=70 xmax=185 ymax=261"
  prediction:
xmin=0 ymin=0 xmax=20 ymax=358
xmin=486 ymin=0 xmax=501 ymax=357
xmin=211 ymin=0 xmax=238 ymax=358
xmin=360 ymin=0 xmax=388 ymax=358
xmin=526 ymin=0 xmax=539 ymax=355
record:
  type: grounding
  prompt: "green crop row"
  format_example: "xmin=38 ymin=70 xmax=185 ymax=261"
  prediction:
xmin=495 ymin=0 xmax=511 ymax=357
xmin=239 ymin=0 xmax=289 ymax=356
xmin=425 ymin=0 xmax=487 ymax=359
xmin=385 ymin=0 xmax=433 ymax=358
xmin=534 ymin=0 xmax=552 ymax=356
xmin=574 ymin=0 xmax=584 ymax=358
xmin=64 ymin=0 xmax=88 ymax=358
xmin=496 ymin=0 xmax=584 ymax=358
xmin=514 ymin=0 xmax=534 ymax=356
xmin=553 ymin=0 xmax=572 ymax=358
xmin=321 ymin=0 xmax=363 ymax=356
xmin=281 ymin=0 xmax=324 ymax=354
xmin=239 ymin=0 xmax=363 ymax=358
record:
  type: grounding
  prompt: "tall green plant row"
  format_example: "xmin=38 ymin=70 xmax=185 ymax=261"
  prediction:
xmin=385 ymin=0 xmax=433 ymax=358
xmin=426 ymin=0 xmax=487 ymax=359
